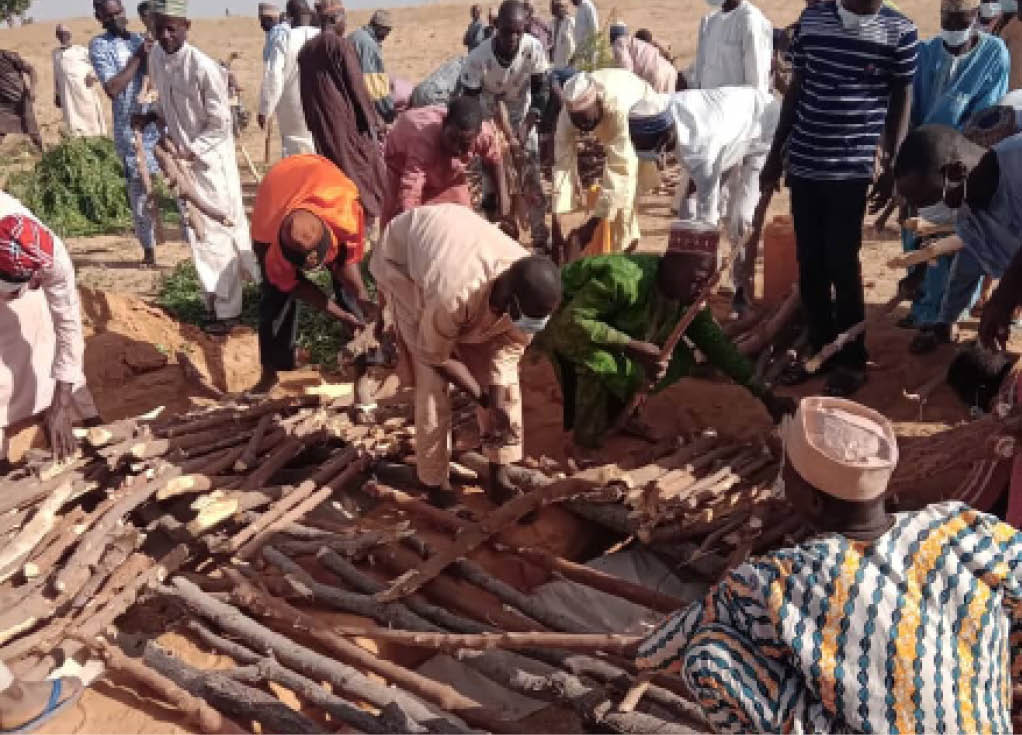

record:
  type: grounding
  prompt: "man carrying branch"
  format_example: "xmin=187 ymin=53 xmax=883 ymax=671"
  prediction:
xmin=537 ymin=231 xmax=792 ymax=450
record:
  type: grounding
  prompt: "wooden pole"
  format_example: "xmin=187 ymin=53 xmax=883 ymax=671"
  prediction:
xmin=325 ymin=626 xmax=643 ymax=654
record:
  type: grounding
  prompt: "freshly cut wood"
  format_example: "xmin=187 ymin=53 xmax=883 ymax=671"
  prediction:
xmin=736 ymin=287 xmax=800 ymax=357
xmin=374 ymin=463 xmax=629 ymax=602
xmin=164 ymin=577 xmax=469 ymax=734
xmin=239 ymin=435 xmax=303 ymax=490
xmin=0 ymin=465 xmax=86 ymax=516
xmin=0 ymin=481 xmax=72 ymax=583
xmin=81 ymin=636 xmax=244 ymax=734
xmin=235 ymin=413 xmax=274 ymax=472
xmin=161 ymin=396 xmax=316 ymax=438
xmin=512 ymin=547 xmax=685 ymax=615
xmin=69 ymin=530 xmax=141 ymax=611
xmin=327 ymin=626 xmax=644 ymax=654
xmin=157 ymin=474 xmax=214 ymax=501
xmin=888 ymin=235 xmax=964 ymax=269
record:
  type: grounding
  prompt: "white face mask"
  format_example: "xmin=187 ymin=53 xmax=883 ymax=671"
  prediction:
xmin=940 ymin=25 xmax=975 ymax=48
xmin=836 ymin=1 xmax=878 ymax=31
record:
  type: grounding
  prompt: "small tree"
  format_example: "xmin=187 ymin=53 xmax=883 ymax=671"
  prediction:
xmin=0 ymin=0 xmax=32 ymax=26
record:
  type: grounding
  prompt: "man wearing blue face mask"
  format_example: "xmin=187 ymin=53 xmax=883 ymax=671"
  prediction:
xmin=760 ymin=0 xmax=918 ymax=398
xmin=370 ymin=203 xmax=562 ymax=509
xmin=686 ymin=0 xmax=772 ymax=95
xmin=901 ymin=0 xmax=1008 ymax=350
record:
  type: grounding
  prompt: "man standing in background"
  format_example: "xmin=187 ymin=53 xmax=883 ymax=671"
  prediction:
xmin=0 ymin=49 xmax=42 ymax=153
xmin=761 ymin=0 xmax=918 ymax=397
xmin=687 ymin=0 xmax=772 ymax=94
xmin=551 ymin=0 xmax=576 ymax=68
xmin=259 ymin=0 xmax=319 ymax=158
xmin=349 ymin=10 xmax=397 ymax=124
xmin=258 ymin=3 xmax=288 ymax=63
xmin=53 ymin=25 xmax=107 ymax=138
xmin=90 ymin=0 xmax=162 ymax=267
xmin=571 ymin=0 xmax=599 ymax=64
xmin=144 ymin=0 xmax=258 ymax=334
xmin=464 ymin=4 xmax=488 ymax=51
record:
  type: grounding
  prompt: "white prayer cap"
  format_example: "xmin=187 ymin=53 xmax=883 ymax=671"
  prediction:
xmin=781 ymin=397 xmax=898 ymax=502
xmin=563 ymin=72 xmax=601 ymax=113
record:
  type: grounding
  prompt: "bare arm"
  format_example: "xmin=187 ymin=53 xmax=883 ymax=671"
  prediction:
xmin=869 ymin=82 xmax=912 ymax=213
xmin=759 ymin=70 xmax=801 ymax=192
xmin=102 ymin=44 xmax=147 ymax=100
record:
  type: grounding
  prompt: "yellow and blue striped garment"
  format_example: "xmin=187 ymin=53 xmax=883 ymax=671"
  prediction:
xmin=637 ymin=502 xmax=1022 ymax=733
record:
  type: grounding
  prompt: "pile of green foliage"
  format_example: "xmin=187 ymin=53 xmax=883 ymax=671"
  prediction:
xmin=7 ymin=136 xmax=177 ymax=238
xmin=157 ymin=261 xmax=348 ymax=368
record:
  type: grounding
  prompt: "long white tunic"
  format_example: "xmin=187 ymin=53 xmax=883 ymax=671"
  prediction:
xmin=574 ymin=0 xmax=600 ymax=51
xmin=689 ymin=0 xmax=772 ymax=95
xmin=259 ymin=25 xmax=319 ymax=157
xmin=52 ymin=45 xmax=107 ymax=137
xmin=150 ymin=42 xmax=259 ymax=320
xmin=552 ymin=15 xmax=577 ymax=68
xmin=0 ymin=192 xmax=95 ymax=457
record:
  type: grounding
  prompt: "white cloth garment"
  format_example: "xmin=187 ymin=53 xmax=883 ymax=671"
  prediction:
xmin=461 ymin=35 xmax=551 ymax=124
xmin=552 ymin=14 xmax=577 ymax=68
xmin=52 ymin=45 xmax=107 ymax=137
xmin=689 ymin=0 xmax=772 ymax=94
xmin=259 ymin=25 xmax=320 ymax=157
xmin=573 ymin=0 xmax=600 ymax=51
xmin=0 ymin=192 xmax=96 ymax=460
xmin=150 ymin=42 xmax=259 ymax=320
xmin=668 ymin=86 xmax=779 ymax=246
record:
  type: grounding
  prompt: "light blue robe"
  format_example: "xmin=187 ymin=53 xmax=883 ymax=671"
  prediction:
xmin=906 ymin=32 xmax=1009 ymax=325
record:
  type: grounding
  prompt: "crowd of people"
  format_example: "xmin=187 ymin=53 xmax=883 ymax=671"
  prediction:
xmin=4 ymin=0 xmax=1022 ymax=731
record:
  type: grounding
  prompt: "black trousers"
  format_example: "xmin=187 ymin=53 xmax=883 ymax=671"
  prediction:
xmin=258 ymin=275 xmax=362 ymax=372
xmin=789 ymin=175 xmax=870 ymax=369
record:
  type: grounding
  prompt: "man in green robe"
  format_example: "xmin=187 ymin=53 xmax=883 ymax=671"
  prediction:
xmin=538 ymin=237 xmax=793 ymax=448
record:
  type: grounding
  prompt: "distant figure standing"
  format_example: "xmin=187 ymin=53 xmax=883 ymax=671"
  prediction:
xmin=463 ymin=4 xmax=487 ymax=51
xmin=550 ymin=0 xmax=576 ymax=68
xmin=571 ymin=0 xmax=599 ymax=63
xmin=688 ymin=0 xmax=772 ymax=94
xmin=52 ymin=25 xmax=107 ymax=138
xmin=299 ymin=1 xmax=388 ymax=222
xmin=349 ymin=10 xmax=396 ymax=124
xmin=259 ymin=0 xmax=319 ymax=158
xmin=0 ymin=49 xmax=42 ymax=152
xmin=610 ymin=22 xmax=678 ymax=93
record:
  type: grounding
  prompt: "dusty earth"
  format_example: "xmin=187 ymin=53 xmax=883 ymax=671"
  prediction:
xmin=0 ymin=1 xmax=991 ymax=733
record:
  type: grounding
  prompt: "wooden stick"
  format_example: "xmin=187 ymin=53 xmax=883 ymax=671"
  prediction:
xmin=373 ymin=464 xmax=629 ymax=602
xmin=234 ymin=413 xmax=273 ymax=472
xmin=888 ymin=235 xmax=964 ymax=269
xmin=736 ymin=287 xmax=800 ymax=357
xmin=239 ymin=435 xmax=303 ymax=490
xmin=0 ymin=481 xmax=72 ymax=583
xmin=806 ymin=290 xmax=906 ymax=374
xmin=325 ymin=626 xmax=643 ymax=654
xmin=162 ymin=397 xmax=317 ymax=438
xmin=237 ymin=141 xmax=262 ymax=183
xmin=80 ymin=636 xmax=245 ymax=734
xmin=134 ymin=128 xmax=166 ymax=245
xmin=612 ymin=250 xmax=736 ymax=435
xmin=263 ymin=116 xmax=274 ymax=165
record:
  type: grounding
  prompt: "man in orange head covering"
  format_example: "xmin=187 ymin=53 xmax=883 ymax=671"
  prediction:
xmin=249 ymin=153 xmax=371 ymax=393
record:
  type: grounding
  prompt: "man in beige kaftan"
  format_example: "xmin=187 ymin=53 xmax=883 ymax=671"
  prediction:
xmin=52 ymin=25 xmax=107 ymax=137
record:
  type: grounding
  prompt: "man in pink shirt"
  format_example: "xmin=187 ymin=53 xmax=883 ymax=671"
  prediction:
xmin=382 ymin=96 xmax=509 ymax=228
xmin=611 ymin=22 xmax=679 ymax=94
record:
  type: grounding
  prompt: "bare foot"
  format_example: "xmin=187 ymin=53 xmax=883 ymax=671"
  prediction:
xmin=0 ymin=677 xmax=83 ymax=731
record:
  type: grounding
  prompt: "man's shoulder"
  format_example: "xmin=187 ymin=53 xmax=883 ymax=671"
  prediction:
xmin=465 ymin=38 xmax=494 ymax=65
xmin=875 ymin=3 xmax=918 ymax=35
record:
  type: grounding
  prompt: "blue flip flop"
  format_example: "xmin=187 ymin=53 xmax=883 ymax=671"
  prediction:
xmin=2 ymin=679 xmax=83 ymax=734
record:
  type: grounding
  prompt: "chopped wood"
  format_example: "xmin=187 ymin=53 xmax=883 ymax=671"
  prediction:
xmin=239 ymin=435 xmax=304 ymax=490
xmin=0 ymin=481 xmax=73 ymax=583
xmin=374 ymin=463 xmax=630 ymax=602
xmin=326 ymin=626 xmax=644 ymax=654
xmin=234 ymin=412 xmax=274 ymax=472
xmin=81 ymin=635 xmax=245 ymax=734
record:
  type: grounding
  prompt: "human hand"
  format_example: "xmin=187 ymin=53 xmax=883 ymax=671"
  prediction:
xmin=762 ymin=392 xmax=796 ymax=425
xmin=868 ymin=167 xmax=895 ymax=214
xmin=46 ymin=382 xmax=77 ymax=461
xmin=979 ymin=285 xmax=1015 ymax=351
xmin=759 ymin=152 xmax=784 ymax=194
xmin=629 ymin=340 xmax=667 ymax=381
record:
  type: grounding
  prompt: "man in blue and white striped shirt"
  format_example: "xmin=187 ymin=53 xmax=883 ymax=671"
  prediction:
xmin=761 ymin=0 xmax=918 ymax=397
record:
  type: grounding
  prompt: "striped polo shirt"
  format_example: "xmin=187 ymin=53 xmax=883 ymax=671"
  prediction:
xmin=788 ymin=1 xmax=918 ymax=181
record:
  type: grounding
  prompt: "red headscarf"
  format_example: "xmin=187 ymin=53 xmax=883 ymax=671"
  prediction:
xmin=0 ymin=214 xmax=54 ymax=283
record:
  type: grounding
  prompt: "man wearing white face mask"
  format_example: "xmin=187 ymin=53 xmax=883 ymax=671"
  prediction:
xmin=686 ymin=0 xmax=772 ymax=95
xmin=370 ymin=203 xmax=562 ymax=508
xmin=901 ymin=0 xmax=1008 ymax=349
xmin=760 ymin=0 xmax=918 ymax=398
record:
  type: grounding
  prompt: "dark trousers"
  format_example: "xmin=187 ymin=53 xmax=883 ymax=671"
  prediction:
xmin=258 ymin=275 xmax=362 ymax=372
xmin=789 ymin=176 xmax=870 ymax=369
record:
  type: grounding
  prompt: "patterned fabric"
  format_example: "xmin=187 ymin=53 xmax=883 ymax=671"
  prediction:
xmin=0 ymin=214 xmax=53 ymax=281
xmin=88 ymin=31 xmax=159 ymax=177
xmin=636 ymin=501 xmax=1022 ymax=734
xmin=536 ymin=254 xmax=762 ymax=446
xmin=349 ymin=25 xmax=395 ymax=123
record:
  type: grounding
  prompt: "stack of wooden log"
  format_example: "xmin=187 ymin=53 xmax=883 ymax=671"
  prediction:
xmin=0 ymin=394 xmax=411 ymax=683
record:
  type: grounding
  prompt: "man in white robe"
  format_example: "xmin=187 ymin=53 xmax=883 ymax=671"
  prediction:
xmin=0 ymin=191 xmax=98 ymax=466
xmin=258 ymin=0 xmax=319 ymax=158
xmin=144 ymin=0 xmax=259 ymax=333
xmin=52 ymin=25 xmax=107 ymax=138
xmin=687 ymin=0 xmax=772 ymax=95
xmin=571 ymin=0 xmax=599 ymax=64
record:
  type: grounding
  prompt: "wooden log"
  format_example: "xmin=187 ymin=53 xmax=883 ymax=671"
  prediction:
xmin=81 ymin=636 xmax=244 ymax=734
xmin=736 ymin=287 xmax=801 ymax=357
xmin=161 ymin=397 xmax=318 ymax=438
xmin=326 ymin=626 xmax=643 ymax=654
xmin=0 ymin=465 xmax=86 ymax=516
xmin=239 ymin=435 xmax=304 ymax=490
xmin=163 ymin=577 xmax=469 ymax=734
xmin=0 ymin=481 xmax=73 ymax=583
xmin=374 ymin=463 xmax=629 ymax=602
xmin=234 ymin=413 xmax=273 ymax=472
xmin=22 ymin=506 xmax=85 ymax=578
xmin=511 ymin=547 xmax=685 ymax=615
xmin=140 ymin=638 xmax=320 ymax=734
xmin=69 ymin=529 xmax=141 ymax=611
xmin=232 ymin=454 xmax=367 ymax=560
xmin=219 ymin=573 xmax=512 ymax=733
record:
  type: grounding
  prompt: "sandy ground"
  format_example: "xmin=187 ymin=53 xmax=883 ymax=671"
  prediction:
xmin=0 ymin=1 xmax=987 ymax=733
